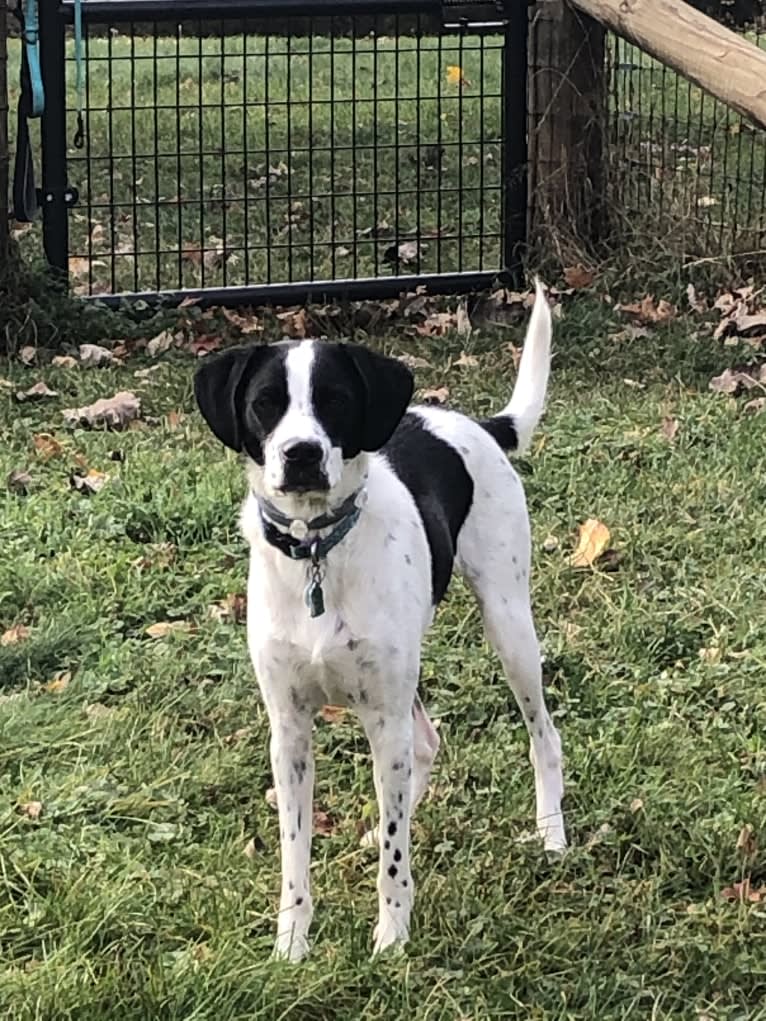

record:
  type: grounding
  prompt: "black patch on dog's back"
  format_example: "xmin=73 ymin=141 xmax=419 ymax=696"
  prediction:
xmin=478 ymin=415 xmax=518 ymax=451
xmin=383 ymin=413 xmax=474 ymax=604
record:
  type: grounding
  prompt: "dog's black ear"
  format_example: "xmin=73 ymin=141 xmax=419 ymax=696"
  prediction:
xmin=194 ymin=345 xmax=270 ymax=452
xmin=343 ymin=344 xmax=414 ymax=451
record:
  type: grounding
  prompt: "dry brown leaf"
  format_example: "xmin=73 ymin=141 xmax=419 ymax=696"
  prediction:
xmin=419 ymin=386 xmax=449 ymax=405
xmin=221 ymin=308 xmax=262 ymax=334
xmin=207 ymin=593 xmax=247 ymax=624
xmin=734 ymin=309 xmax=766 ymax=334
xmin=608 ymin=324 xmax=651 ymax=343
xmin=563 ymin=265 xmax=595 ymax=289
xmin=506 ymin=342 xmax=522 ymax=370
xmin=736 ymin=824 xmax=758 ymax=857
xmin=277 ymin=307 xmax=310 ymax=339
xmin=396 ymin=354 xmax=431 ymax=370
xmin=661 ymin=416 xmax=680 ymax=441
xmin=630 ymin=797 xmax=644 ymax=813
xmin=710 ymin=365 xmax=766 ymax=396
xmin=456 ymin=301 xmax=473 ymax=337
xmin=616 ymin=295 xmax=676 ymax=324
xmin=70 ymin=468 xmax=109 ymax=495
xmin=709 ymin=368 xmax=740 ymax=394
xmin=744 ymin=396 xmax=766 ymax=414
xmin=62 ymin=391 xmax=141 ymax=430
xmin=454 ymin=352 xmax=480 ymax=368
xmin=145 ymin=621 xmax=190 ymax=639
xmin=188 ymin=336 xmax=222 ymax=357
xmin=313 ymin=809 xmax=336 ymax=837
xmin=686 ymin=283 xmax=707 ymax=313
xmin=319 ymin=705 xmax=347 ymax=724
xmin=69 ymin=256 xmax=106 ymax=278
xmin=721 ymin=878 xmax=766 ymax=903
xmin=414 ymin=311 xmax=456 ymax=337
xmin=569 ymin=518 xmax=611 ymax=568
xmin=19 ymin=345 xmax=37 ymax=366
xmin=52 ymin=355 xmax=78 ymax=369
xmin=15 ymin=381 xmax=58 ymax=403
xmin=19 ymin=801 xmax=43 ymax=820
xmin=1 ymin=623 xmax=31 ymax=646
xmin=146 ymin=330 xmax=177 ymax=357
xmin=79 ymin=343 xmax=117 ymax=367
xmin=7 ymin=469 xmax=32 ymax=493
xmin=44 ymin=671 xmax=71 ymax=694
xmin=223 ymin=726 xmax=252 ymax=745
xmin=244 ymin=837 xmax=258 ymax=860
xmin=265 ymin=787 xmax=278 ymax=810
xmin=166 ymin=410 xmax=185 ymax=429
xmin=388 ymin=240 xmax=424 ymax=266
xmin=33 ymin=433 xmax=64 ymax=460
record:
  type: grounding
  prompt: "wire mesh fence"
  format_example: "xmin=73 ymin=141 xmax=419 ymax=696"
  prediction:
xmin=605 ymin=14 xmax=766 ymax=264
xmin=51 ymin=2 xmax=524 ymax=302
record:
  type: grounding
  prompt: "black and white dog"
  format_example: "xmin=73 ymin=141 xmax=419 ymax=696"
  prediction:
xmin=194 ymin=282 xmax=565 ymax=960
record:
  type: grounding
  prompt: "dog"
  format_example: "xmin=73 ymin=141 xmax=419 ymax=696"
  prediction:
xmin=194 ymin=281 xmax=565 ymax=961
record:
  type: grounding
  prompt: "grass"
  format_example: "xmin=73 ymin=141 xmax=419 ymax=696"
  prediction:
xmin=1 ymin=292 xmax=765 ymax=1019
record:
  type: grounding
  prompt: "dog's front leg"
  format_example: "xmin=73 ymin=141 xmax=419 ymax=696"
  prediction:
xmin=358 ymin=704 xmax=415 ymax=955
xmin=268 ymin=709 xmax=315 ymax=962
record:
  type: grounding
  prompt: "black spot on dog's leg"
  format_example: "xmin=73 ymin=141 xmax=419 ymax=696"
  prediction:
xmin=388 ymin=865 xmax=398 ymax=878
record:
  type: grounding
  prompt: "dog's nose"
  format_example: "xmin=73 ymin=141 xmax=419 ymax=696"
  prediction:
xmin=283 ymin=441 xmax=323 ymax=466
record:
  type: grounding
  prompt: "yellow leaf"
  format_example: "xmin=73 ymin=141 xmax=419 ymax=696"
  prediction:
xmin=45 ymin=671 xmax=71 ymax=693
xmin=446 ymin=64 xmax=471 ymax=87
xmin=20 ymin=801 xmax=43 ymax=820
xmin=145 ymin=620 xmax=189 ymax=639
xmin=569 ymin=518 xmax=611 ymax=568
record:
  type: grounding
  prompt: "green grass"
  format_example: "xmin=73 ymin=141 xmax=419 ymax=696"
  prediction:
xmin=1 ymin=296 xmax=765 ymax=1019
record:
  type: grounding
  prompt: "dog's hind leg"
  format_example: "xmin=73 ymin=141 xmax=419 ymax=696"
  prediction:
xmin=458 ymin=530 xmax=566 ymax=852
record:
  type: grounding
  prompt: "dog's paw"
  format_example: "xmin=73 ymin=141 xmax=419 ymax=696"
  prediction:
xmin=272 ymin=929 xmax=310 ymax=963
xmin=539 ymin=819 xmax=567 ymax=856
xmin=371 ymin=919 xmax=409 ymax=958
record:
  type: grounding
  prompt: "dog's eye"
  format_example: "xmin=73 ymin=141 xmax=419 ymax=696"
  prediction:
xmin=316 ymin=390 xmax=345 ymax=412
xmin=252 ymin=390 xmax=282 ymax=416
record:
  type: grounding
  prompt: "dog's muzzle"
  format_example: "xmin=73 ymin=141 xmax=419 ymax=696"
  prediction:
xmin=280 ymin=440 xmax=329 ymax=493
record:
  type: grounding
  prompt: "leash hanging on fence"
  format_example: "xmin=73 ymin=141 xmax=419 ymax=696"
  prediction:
xmin=13 ymin=0 xmax=86 ymax=221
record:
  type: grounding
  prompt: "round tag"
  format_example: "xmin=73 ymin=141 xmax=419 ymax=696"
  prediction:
xmin=289 ymin=519 xmax=309 ymax=540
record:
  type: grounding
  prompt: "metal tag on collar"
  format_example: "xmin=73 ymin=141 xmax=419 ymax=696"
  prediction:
xmin=289 ymin=518 xmax=309 ymax=540
xmin=305 ymin=541 xmax=326 ymax=618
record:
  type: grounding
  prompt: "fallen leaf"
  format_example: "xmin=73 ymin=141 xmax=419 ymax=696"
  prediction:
xmin=79 ymin=343 xmax=117 ymax=367
xmin=616 ymin=295 xmax=676 ymax=324
xmin=276 ymin=307 xmax=310 ymax=339
xmin=188 ymin=335 xmax=222 ymax=357
xmin=454 ymin=351 xmax=479 ymax=368
xmin=146 ymin=329 xmax=177 ymax=357
xmin=1 ymin=624 xmax=31 ymax=646
xmin=166 ymin=410 xmax=185 ymax=429
xmin=456 ymin=301 xmax=473 ymax=337
xmin=336 ymin=246 xmax=351 ymax=258
xmin=19 ymin=345 xmax=37 ymax=366
xmin=320 ymin=705 xmax=347 ymax=724
xmin=313 ymin=809 xmax=336 ymax=837
xmin=44 ymin=671 xmax=71 ymax=694
xmin=69 ymin=256 xmax=106 ymax=278
xmin=418 ymin=386 xmax=449 ymax=405
xmin=52 ymin=355 xmax=78 ymax=368
xmin=661 ymin=416 xmax=680 ymax=441
xmin=265 ymin=787 xmax=278 ymax=810
xmin=563 ymin=265 xmax=595 ymax=289
xmin=145 ymin=621 xmax=190 ymax=639
xmin=721 ymin=878 xmax=766 ymax=903
xmin=686 ymin=283 xmax=707 ymax=313
xmin=384 ymin=240 xmax=425 ymax=266
xmin=62 ymin=391 xmax=141 ymax=429
xmin=221 ymin=308 xmax=262 ymax=334
xmin=698 ymin=645 xmax=721 ymax=664
xmin=133 ymin=365 xmax=163 ymax=380
xmin=630 ymin=797 xmax=644 ymax=813
xmin=709 ymin=368 xmax=740 ymax=394
xmin=70 ymin=468 xmax=109 ymax=494
xmin=446 ymin=64 xmax=471 ymax=87
xmin=609 ymin=324 xmax=651 ymax=342
xmin=396 ymin=354 xmax=432 ymax=370
xmin=622 ymin=378 xmax=646 ymax=390
xmin=19 ymin=801 xmax=43 ymax=820
xmin=244 ymin=837 xmax=258 ymax=860
xmin=84 ymin=702 xmax=112 ymax=720
xmin=744 ymin=396 xmax=766 ymax=413
xmin=224 ymin=726 xmax=252 ymax=744
xmin=584 ymin=822 xmax=613 ymax=850
xmin=734 ymin=309 xmax=766 ymax=335
xmin=569 ymin=518 xmax=611 ymax=568
xmin=33 ymin=433 xmax=64 ymax=460
xmin=415 ymin=311 xmax=456 ymax=337
xmin=15 ymin=381 xmax=58 ymax=402
xmin=736 ymin=823 xmax=758 ymax=857
xmin=697 ymin=195 xmax=718 ymax=208
xmin=7 ymin=469 xmax=32 ymax=493
xmin=207 ymin=593 xmax=247 ymax=624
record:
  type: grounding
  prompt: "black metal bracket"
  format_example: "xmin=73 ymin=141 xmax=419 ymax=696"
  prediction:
xmin=39 ymin=186 xmax=79 ymax=208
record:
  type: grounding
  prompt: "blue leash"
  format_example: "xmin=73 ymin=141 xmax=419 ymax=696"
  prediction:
xmin=22 ymin=0 xmax=44 ymax=118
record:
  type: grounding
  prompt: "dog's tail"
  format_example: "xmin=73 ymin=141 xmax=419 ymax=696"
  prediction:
xmin=478 ymin=278 xmax=552 ymax=454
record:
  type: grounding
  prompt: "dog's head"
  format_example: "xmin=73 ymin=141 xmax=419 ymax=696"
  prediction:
xmin=194 ymin=340 xmax=413 ymax=498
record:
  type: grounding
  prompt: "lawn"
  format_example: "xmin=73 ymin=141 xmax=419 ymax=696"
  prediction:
xmin=1 ymin=290 xmax=765 ymax=1019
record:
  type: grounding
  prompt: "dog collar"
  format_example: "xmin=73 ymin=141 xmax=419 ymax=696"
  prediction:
xmin=256 ymin=490 xmax=366 ymax=618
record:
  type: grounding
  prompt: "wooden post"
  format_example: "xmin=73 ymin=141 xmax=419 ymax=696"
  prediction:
xmin=527 ymin=0 xmax=606 ymax=252
xmin=570 ymin=0 xmax=766 ymax=130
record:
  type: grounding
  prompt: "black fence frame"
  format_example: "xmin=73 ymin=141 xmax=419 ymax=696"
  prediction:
xmin=36 ymin=0 xmax=528 ymax=308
